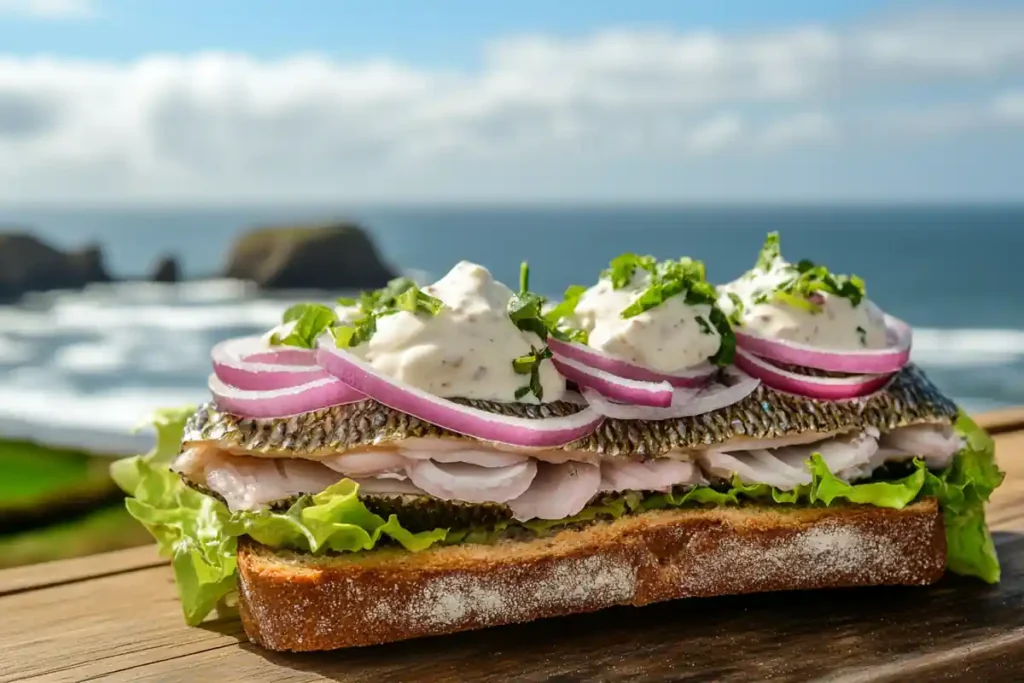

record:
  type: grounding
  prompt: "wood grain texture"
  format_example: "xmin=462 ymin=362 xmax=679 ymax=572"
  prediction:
xmin=1 ymin=413 xmax=1023 ymax=682
xmin=0 ymin=544 xmax=162 ymax=597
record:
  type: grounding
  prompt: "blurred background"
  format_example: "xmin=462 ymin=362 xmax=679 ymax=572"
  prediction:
xmin=0 ymin=0 xmax=1021 ymax=566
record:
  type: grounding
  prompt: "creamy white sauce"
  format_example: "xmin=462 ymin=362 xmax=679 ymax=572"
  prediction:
xmin=720 ymin=260 xmax=888 ymax=350
xmin=354 ymin=261 xmax=566 ymax=403
xmin=570 ymin=276 xmax=721 ymax=372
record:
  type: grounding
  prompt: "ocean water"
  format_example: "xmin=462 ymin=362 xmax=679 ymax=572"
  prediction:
xmin=0 ymin=205 xmax=1021 ymax=454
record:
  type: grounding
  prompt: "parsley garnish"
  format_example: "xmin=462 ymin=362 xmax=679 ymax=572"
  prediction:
xmin=725 ymin=292 xmax=745 ymax=327
xmin=512 ymin=345 xmax=552 ymax=401
xmin=544 ymin=285 xmax=586 ymax=328
xmin=506 ymin=262 xmax=568 ymax=401
xmin=270 ymin=277 xmax=443 ymax=350
xmin=605 ymin=254 xmax=736 ymax=366
xmin=753 ymin=233 xmax=867 ymax=312
xmin=334 ymin=277 xmax=444 ymax=349
xmin=507 ymin=262 xmax=550 ymax=340
xmin=602 ymin=253 xmax=657 ymax=289
xmin=270 ymin=303 xmax=338 ymax=348
xmin=619 ymin=257 xmax=707 ymax=318
xmin=755 ymin=232 xmax=781 ymax=272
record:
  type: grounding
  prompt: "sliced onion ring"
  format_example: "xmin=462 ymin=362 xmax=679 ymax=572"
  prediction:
xmin=211 ymin=335 xmax=331 ymax=390
xmin=734 ymin=314 xmax=911 ymax=374
xmin=208 ymin=373 xmax=364 ymax=419
xmin=547 ymin=336 xmax=715 ymax=388
xmin=733 ymin=348 xmax=891 ymax=401
xmin=406 ymin=459 xmax=538 ymax=504
xmin=551 ymin=355 xmax=673 ymax=407
xmin=315 ymin=339 xmax=604 ymax=448
xmin=581 ymin=367 xmax=761 ymax=420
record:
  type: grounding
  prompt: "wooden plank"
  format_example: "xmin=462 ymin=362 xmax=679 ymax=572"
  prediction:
xmin=2 ymin=417 xmax=1023 ymax=682
xmin=974 ymin=407 xmax=1024 ymax=435
xmin=22 ymin=531 xmax=1024 ymax=683
xmin=0 ymin=544 xmax=163 ymax=597
xmin=0 ymin=565 xmax=243 ymax=683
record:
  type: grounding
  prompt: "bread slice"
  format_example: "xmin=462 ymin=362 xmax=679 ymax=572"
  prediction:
xmin=237 ymin=499 xmax=946 ymax=651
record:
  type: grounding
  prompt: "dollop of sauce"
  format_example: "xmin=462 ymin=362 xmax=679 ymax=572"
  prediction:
xmin=354 ymin=261 xmax=566 ymax=403
xmin=720 ymin=261 xmax=888 ymax=350
xmin=570 ymin=275 xmax=721 ymax=372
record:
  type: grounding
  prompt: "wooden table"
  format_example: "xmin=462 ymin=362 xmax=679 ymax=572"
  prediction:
xmin=3 ymin=410 xmax=1024 ymax=683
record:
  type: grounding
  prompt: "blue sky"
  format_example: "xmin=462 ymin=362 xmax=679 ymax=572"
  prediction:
xmin=4 ymin=0 xmax=909 ymax=62
xmin=0 ymin=0 xmax=1021 ymax=203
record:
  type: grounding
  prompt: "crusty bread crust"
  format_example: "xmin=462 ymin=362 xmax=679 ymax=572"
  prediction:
xmin=237 ymin=500 xmax=946 ymax=651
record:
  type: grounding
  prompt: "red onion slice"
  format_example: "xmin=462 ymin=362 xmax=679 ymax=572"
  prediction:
xmin=733 ymin=348 xmax=892 ymax=401
xmin=547 ymin=336 xmax=715 ymax=388
xmin=734 ymin=314 xmax=912 ymax=374
xmin=316 ymin=339 xmax=604 ymax=448
xmin=208 ymin=374 xmax=364 ymax=419
xmin=212 ymin=335 xmax=331 ymax=390
xmin=406 ymin=459 xmax=538 ymax=503
xmin=581 ymin=367 xmax=761 ymax=420
xmin=551 ymin=356 xmax=673 ymax=408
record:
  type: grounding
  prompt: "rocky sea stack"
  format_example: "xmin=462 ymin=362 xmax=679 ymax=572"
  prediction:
xmin=0 ymin=233 xmax=111 ymax=301
xmin=223 ymin=222 xmax=397 ymax=290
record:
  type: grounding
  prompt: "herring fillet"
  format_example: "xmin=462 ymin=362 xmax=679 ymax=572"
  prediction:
xmin=183 ymin=364 xmax=958 ymax=459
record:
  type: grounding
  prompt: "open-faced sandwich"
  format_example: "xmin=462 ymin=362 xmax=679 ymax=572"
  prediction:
xmin=112 ymin=233 xmax=1004 ymax=652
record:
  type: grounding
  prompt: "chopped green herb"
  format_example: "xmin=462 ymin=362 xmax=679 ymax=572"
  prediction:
xmin=271 ymin=277 xmax=442 ymax=350
xmin=270 ymin=304 xmax=338 ymax=348
xmin=755 ymin=232 xmax=781 ymax=272
xmin=507 ymin=262 xmax=551 ymax=340
xmin=856 ymin=325 xmax=868 ymax=346
xmin=541 ymin=285 xmax=588 ymax=344
xmin=772 ymin=290 xmax=822 ymax=314
xmin=752 ymin=233 xmax=867 ymax=312
xmin=619 ymin=257 xmax=708 ymax=318
xmin=512 ymin=346 xmax=552 ymax=401
xmin=334 ymin=280 xmax=442 ymax=349
xmin=505 ymin=263 xmax=562 ymax=400
xmin=601 ymin=254 xmax=737 ymax=366
xmin=602 ymin=253 xmax=658 ymax=289
xmin=544 ymin=285 xmax=585 ymax=326
xmin=707 ymin=308 xmax=737 ymax=366
xmin=725 ymin=292 xmax=745 ymax=327
xmin=395 ymin=286 xmax=444 ymax=316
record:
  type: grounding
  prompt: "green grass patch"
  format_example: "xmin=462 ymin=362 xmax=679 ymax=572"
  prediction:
xmin=0 ymin=503 xmax=151 ymax=569
xmin=0 ymin=439 xmax=120 ymax=520
xmin=0 ymin=437 xmax=151 ymax=568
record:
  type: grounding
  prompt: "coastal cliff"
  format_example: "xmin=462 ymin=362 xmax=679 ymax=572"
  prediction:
xmin=0 ymin=221 xmax=397 ymax=299
xmin=223 ymin=222 xmax=397 ymax=290
xmin=0 ymin=233 xmax=111 ymax=301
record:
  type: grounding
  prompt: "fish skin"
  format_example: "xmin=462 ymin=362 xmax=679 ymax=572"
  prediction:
xmin=183 ymin=364 xmax=958 ymax=460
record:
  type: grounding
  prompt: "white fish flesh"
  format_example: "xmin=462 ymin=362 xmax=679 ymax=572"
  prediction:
xmin=599 ymin=459 xmax=704 ymax=493
xmin=507 ymin=462 xmax=602 ymax=521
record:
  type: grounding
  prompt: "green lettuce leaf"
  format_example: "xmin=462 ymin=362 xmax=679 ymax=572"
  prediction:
xmin=921 ymin=412 xmax=1005 ymax=583
xmin=111 ymin=408 xmax=447 ymax=625
xmin=116 ymin=406 xmax=1005 ymax=626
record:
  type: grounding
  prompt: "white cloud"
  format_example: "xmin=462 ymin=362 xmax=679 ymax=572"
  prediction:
xmin=993 ymin=92 xmax=1024 ymax=124
xmin=0 ymin=6 xmax=1022 ymax=202
xmin=687 ymin=113 xmax=744 ymax=153
xmin=0 ymin=0 xmax=95 ymax=19
xmin=760 ymin=112 xmax=836 ymax=148
xmin=885 ymin=90 xmax=1024 ymax=135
